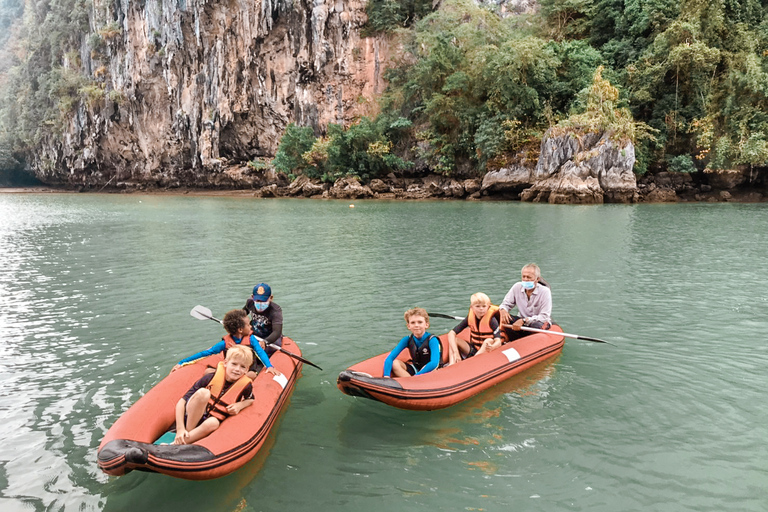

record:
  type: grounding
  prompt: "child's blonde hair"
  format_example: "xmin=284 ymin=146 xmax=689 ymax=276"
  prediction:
xmin=404 ymin=307 xmax=429 ymax=323
xmin=470 ymin=292 xmax=491 ymax=305
xmin=225 ymin=345 xmax=254 ymax=368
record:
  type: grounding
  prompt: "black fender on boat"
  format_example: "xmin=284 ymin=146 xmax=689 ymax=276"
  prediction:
xmin=337 ymin=371 xmax=404 ymax=389
xmin=98 ymin=439 xmax=216 ymax=472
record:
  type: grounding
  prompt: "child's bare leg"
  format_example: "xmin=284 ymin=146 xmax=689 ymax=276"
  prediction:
xmin=477 ymin=338 xmax=501 ymax=356
xmin=391 ymin=360 xmax=411 ymax=378
xmin=447 ymin=332 xmax=460 ymax=365
xmin=184 ymin=388 xmax=211 ymax=431
xmin=455 ymin=338 xmax=472 ymax=358
xmin=183 ymin=417 xmax=220 ymax=444
xmin=476 ymin=338 xmax=493 ymax=356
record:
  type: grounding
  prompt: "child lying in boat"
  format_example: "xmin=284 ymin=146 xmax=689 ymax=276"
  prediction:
xmin=173 ymin=345 xmax=254 ymax=445
xmin=173 ymin=309 xmax=282 ymax=380
xmin=383 ymin=308 xmax=442 ymax=378
xmin=446 ymin=292 xmax=503 ymax=365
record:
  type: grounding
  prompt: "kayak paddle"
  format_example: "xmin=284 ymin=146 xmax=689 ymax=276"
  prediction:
xmin=427 ymin=311 xmax=614 ymax=346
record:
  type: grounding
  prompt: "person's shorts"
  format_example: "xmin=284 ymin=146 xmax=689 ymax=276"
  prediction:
xmin=251 ymin=358 xmax=264 ymax=373
xmin=182 ymin=412 xmax=210 ymax=429
xmin=404 ymin=361 xmax=421 ymax=376
xmin=502 ymin=319 xmax=551 ymax=342
xmin=461 ymin=343 xmax=479 ymax=360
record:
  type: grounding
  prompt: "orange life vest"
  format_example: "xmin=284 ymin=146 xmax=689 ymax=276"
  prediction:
xmin=205 ymin=362 xmax=252 ymax=421
xmin=222 ymin=334 xmax=257 ymax=364
xmin=467 ymin=305 xmax=500 ymax=347
xmin=223 ymin=334 xmax=252 ymax=350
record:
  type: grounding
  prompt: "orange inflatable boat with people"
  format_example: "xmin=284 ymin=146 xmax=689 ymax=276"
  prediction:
xmin=337 ymin=327 xmax=565 ymax=411
xmin=97 ymin=337 xmax=303 ymax=480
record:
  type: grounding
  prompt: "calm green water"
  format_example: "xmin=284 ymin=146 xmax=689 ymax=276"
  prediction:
xmin=0 ymin=194 xmax=766 ymax=512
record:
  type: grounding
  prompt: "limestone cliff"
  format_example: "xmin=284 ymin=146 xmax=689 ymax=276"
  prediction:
xmin=523 ymin=130 xmax=637 ymax=203
xmin=33 ymin=0 xmax=390 ymax=187
xmin=482 ymin=130 xmax=638 ymax=204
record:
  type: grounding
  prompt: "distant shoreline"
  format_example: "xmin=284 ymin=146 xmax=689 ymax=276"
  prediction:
xmin=0 ymin=186 xmax=265 ymax=198
xmin=2 ymin=185 xmax=766 ymax=203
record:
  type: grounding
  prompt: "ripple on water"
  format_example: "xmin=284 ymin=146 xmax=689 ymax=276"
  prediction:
xmin=1 ymin=197 xmax=767 ymax=511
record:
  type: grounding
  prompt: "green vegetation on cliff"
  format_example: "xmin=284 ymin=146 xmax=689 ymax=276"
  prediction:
xmin=0 ymin=0 xmax=107 ymax=170
xmin=277 ymin=0 xmax=768 ymax=179
xmin=1 ymin=0 xmax=767 ymax=181
xmin=273 ymin=119 xmax=413 ymax=182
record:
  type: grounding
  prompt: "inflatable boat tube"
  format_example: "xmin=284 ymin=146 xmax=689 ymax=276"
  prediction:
xmin=98 ymin=337 xmax=302 ymax=480
xmin=337 ymin=327 xmax=564 ymax=410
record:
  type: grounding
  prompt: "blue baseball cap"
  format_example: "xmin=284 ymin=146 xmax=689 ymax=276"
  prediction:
xmin=252 ymin=283 xmax=272 ymax=301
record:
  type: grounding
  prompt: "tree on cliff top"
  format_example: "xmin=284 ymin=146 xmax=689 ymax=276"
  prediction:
xmin=556 ymin=66 xmax=655 ymax=144
xmin=364 ymin=0 xmax=436 ymax=35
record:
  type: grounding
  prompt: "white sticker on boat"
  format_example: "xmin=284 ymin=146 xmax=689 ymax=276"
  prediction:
xmin=273 ymin=374 xmax=288 ymax=389
xmin=502 ymin=347 xmax=521 ymax=362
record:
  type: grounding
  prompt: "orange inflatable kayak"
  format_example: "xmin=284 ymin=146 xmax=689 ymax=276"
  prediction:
xmin=337 ymin=327 xmax=564 ymax=410
xmin=97 ymin=337 xmax=302 ymax=480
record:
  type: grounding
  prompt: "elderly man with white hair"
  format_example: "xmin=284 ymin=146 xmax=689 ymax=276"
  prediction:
xmin=499 ymin=263 xmax=552 ymax=342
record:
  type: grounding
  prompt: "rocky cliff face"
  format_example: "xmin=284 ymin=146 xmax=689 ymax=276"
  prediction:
xmin=33 ymin=0 xmax=390 ymax=187
xmin=524 ymin=130 xmax=637 ymax=203
xmin=482 ymin=130 xmax=638 ymax=203
xmin=20 ymin=1 xmax=765 ymax=202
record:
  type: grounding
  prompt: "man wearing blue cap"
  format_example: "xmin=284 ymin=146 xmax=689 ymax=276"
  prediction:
xmin=243 ymin=283 xmax=283 ymax=355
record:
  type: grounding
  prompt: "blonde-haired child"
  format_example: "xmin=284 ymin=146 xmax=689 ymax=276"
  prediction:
xmin=446 ymin=292 xmax=502 ymax=365
xmin=173 ymin=345 xmax=255 ymax=445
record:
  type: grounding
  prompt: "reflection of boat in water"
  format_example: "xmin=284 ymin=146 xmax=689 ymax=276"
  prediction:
xmin=448 ymin=352 xmax=561 ymax=415
xmin=97 ymin=337 xmax=302 ymax=480
xmin=429 ymin=355 xmax=562 ymax=449
xmin=337 ymin=327 xmax=565 ymax=411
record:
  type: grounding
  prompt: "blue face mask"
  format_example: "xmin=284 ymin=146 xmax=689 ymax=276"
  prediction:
xmin=521 ymin=281 xmax=535 ymax=290
xmin=253 ymin=301 xmax=270 ymax=312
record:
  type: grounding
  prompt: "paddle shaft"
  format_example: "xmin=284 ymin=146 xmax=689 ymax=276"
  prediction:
xmin=196 ymin=310 xmax=223 ymax=324
xmin=501 ymin=323 xmax=614 ymax=345
xmin=427 ymin=312 xmax=463 ymax=320
xmin=427 ymin=312 xmax=612 ymax=345
xmin=191 ymin=306 xmax=323 ymax=369
xmin=266 ymin=343 xmax=323 ymax=370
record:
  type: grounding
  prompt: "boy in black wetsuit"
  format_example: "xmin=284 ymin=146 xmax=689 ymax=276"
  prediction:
xmin=383 ymin=308 xmax=442 ymax=378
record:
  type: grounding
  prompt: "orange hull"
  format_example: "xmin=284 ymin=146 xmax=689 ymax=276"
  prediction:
xmin=97 ymin=337 xmax=302 ymax=480
xmin=337 ymin=327 xmax=564 ymax=411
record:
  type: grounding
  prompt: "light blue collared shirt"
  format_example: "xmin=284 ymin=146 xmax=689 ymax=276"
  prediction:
xmin=500 ymin=282 xmax=552 ymax=324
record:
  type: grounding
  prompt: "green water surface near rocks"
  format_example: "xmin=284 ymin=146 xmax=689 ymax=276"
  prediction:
xmin=0 ymin=194 xmax=766 ymax=512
